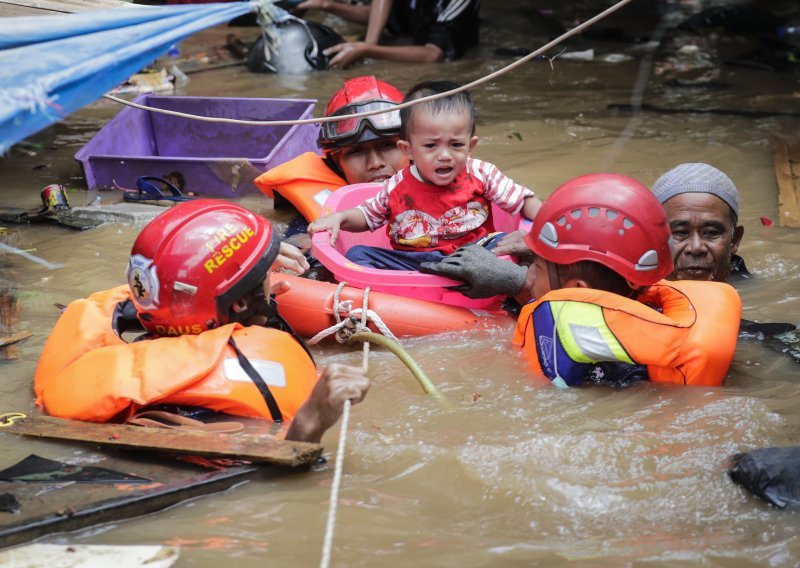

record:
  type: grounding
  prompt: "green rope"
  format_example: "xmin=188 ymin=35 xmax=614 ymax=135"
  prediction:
xmin=346 ymin=331 xmax=445 ymax=403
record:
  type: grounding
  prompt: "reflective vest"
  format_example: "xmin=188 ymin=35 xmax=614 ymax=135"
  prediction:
xmin=34 ymin=286 xmax=317 ymax=423
xmin=513 ymin=280 xmax=741 ymax=387
xmin=253 ymin=152 xmax=345 ymax=222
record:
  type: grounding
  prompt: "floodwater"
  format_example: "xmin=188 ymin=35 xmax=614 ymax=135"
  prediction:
xmin=2 ymin=0 xmax=800 ymax=565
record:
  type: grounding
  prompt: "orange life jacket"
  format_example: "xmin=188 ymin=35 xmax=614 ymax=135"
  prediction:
xmin=34 ymin=286 xmax=317 ymax=423
xmin=253 ymin=152 xmax=346 ymax=222
xmin=513 ymin=280 xmax=741 ymax=387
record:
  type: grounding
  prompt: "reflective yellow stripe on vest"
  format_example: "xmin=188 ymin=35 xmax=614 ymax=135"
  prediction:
xmin=551 ymin=301 xmax=634 ymax=365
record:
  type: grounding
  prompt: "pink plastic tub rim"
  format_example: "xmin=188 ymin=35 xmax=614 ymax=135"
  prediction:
xmin=310 ymin=182 xmax=532 ymax=309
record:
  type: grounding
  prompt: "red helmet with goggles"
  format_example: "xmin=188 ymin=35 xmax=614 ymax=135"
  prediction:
xmin=318 ymin=75 xmax=403 ymax=153
xmin=127 ymin=199 xmax=280 ymax=336
xmin=525 ymin=174 xmax=673 ymax=286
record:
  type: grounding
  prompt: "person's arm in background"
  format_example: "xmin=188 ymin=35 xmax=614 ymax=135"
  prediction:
xmin=326 ymin=41 xmax=443 ymax=67
xmin=294 ymin=0 xmax=371 ymax=24
xmin=364 ymin=0 xmax=394 ymax=43
xmin=325 ymin=0 xmax=443 ymax=67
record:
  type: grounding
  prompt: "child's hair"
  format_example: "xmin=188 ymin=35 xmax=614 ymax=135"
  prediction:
xmin=556 ymin=261 xmax=634 ymax=297
xmin=400 ymin=80 xmax=476 ymax=140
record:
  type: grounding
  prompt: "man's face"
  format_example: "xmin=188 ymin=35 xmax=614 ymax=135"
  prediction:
xmin=230 ymin=277 xmax=272 ymax=327
xmin=529 ymin=256 xmax=552 ymax=300
xmin=332 ymin=137 xmax=408 ymax=184
xmin=662 ymin=193 xmax=744 ymax=282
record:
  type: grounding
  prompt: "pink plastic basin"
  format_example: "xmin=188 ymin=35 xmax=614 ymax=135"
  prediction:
xmin=310 ymin=182 xmax=532 ymax=309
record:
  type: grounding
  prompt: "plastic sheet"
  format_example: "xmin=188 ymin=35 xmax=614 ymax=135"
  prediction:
xmin=729 ymin=446 xmax=800 ymax=508
xmin=0 ymin=2 xmax=255 ymax=154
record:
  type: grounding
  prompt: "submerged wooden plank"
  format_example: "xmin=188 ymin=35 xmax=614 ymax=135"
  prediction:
xmin=6 ymin=416 xmax=322 ymax=468
xmin=0 ymin=288 xmax=22 ymax=360
xmin=0 ymin=330 xmax=31 ymax=350
xmin=772 ymin=136 xmax=800 ymax=228
xmin=0 ymin=451 xmax=268 ymax=549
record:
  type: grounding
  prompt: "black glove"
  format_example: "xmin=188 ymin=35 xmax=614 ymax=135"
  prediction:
xmin=419 ymin=244 xmax=528 ymax=299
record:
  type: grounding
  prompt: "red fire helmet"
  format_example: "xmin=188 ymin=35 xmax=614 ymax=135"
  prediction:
xmin=127 ymin=199 xmax=280 ymax=336
xmin=525 ymin=174 xmax=673 ymax=286
xmin=318 ymin=75 xmax=404 ymax=152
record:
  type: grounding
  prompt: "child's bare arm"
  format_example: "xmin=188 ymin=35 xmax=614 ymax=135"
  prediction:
xmin=521 ymin=195 xmax=543 ymax=221
xmin=471 ymin=159 xmax=540 ymax=221
xmin=308 ymin=208 xmax=370 ymax=244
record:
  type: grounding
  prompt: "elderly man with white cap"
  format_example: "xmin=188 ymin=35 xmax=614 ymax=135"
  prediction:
xmin=652 ymin=163 xmax=747 ymax=283
xmin=421 ymin=162 xmax=753 ymax=300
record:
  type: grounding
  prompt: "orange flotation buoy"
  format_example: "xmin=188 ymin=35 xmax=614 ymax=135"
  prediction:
xmin=275 ymin=274 xmax=510 ymax=338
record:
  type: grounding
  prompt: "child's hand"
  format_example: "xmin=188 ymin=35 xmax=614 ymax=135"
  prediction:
xmin=308 ymin=213 xmax=344 ymax=244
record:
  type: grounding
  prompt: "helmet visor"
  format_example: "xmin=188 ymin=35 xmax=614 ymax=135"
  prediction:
xmin=319 ymin=100 xmax=401 ymax=146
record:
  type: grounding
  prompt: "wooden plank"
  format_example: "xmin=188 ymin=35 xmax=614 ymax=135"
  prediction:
xmin=0 ymin=330 xmax=31 ymax=350
xmin=0 ymin=0 xmax=135 ymax=17
xmin=0 ymin=451 xmax=269 ymax=549
xmin=0 ymin=289 xmax=25 ymax=360
xmin=773 ymin=136 xmax=800 ymax=228
xmin=5 ymin=416 xmax=322 ymax=468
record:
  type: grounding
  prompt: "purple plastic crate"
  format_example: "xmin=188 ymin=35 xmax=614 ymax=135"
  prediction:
xmin=75 ymin=94 xmax=319 ymax=197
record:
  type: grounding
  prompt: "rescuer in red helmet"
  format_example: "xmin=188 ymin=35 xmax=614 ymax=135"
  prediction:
xmin=254 ymin=75 xmax=409 ymax=245
xmin=522 ymin=174 xmax=674 ymax=301
xmin=35 ymin=200 xmax=369 ymax=443
xmin=507 ymin=174 xmax=741 ymax=388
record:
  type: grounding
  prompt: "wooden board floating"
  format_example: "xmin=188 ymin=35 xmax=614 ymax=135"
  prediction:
xmin=772 ymin=135 xmax=800 ymax=228
xmin=0 ymin=330 xmax=31 ymax=350
xmin=5 ymin=415 xmax=322 ymax=468
xmin=0 ymin=451 xmax=264 ymax=550
xmin=0 ymin=413 xmax=322 ymax=549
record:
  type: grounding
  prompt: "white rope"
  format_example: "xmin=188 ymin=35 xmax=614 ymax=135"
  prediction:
xmin=307 ymin=282 xmax=397 ymax=345
xmin=319 ymin=302 xmax=371 ymax=568
xmin=319 ymin=397 xmax=350 ymax=568
xmin=102 ymin=0 xmax=635 ymax=127
xmin=0 ymin=242 xmax=63 ymax=270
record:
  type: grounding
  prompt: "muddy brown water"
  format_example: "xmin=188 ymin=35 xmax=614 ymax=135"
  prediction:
xmin=1 ymin=1 xmax=800 ymax=564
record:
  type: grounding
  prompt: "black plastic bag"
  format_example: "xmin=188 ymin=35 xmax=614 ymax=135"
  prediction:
xmin=729 ymin=446 xmax=800 ymax=508
xmin=247 ymin=18 xmax=343 ymax=74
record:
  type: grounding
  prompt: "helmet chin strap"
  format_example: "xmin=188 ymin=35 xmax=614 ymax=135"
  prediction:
xmin=228 ymin=289 xmax=277 ymax=327
xmin=624 ymin=281 xmax=644 ymax=299
xmin=547 ymin=261 xmax=561 ymax=292
xmin=229 ymin=291 xmax=316 ymax=364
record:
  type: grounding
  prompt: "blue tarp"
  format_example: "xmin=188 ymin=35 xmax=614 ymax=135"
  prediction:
xmin=0 ymin=2 xmax=257 ymax=154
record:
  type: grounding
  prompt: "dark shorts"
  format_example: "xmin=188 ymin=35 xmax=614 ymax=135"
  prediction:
xmin=345 ymin=232 xmax=504 ymax=271
xmin=387 ymin=0 xmax=480 ymax=60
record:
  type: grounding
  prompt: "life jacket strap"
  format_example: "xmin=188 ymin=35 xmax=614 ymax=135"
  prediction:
xmin=228 ymin=336 xmax=284 ymax=423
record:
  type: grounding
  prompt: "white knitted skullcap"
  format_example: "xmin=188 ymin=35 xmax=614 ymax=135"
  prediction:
xmin=652 ymin=163 xmax=739 ymax=219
